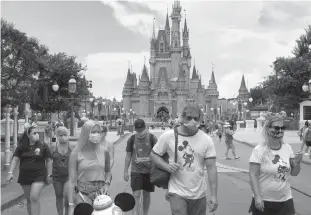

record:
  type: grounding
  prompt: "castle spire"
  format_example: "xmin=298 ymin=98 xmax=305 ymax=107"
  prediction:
xmin=165 ymin=11 xmax=170 ymax=30
xmin=239 ymin=74 xmax=248 ymax=93
xmin=140 ymin=58 xmax=149 ymax=82
xmin=210 ymin=63 xmax=216 ymax=84
xmin=191 ymin=65 xmax=197 ymax=80
xmin=152 ymin=17 xmax=155 ymax=39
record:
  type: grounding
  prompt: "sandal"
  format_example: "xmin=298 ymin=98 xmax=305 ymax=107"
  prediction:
xmin=234 ymin=157 xmax=240 ymax=159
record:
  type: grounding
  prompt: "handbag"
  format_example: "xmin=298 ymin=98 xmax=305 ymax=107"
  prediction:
xmin=150 ymin=126 xmax=178 ymax=189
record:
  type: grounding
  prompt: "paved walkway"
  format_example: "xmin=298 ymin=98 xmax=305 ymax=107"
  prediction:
xmin=0 ymin=131 xmax=129 ymax=211
xmin=234 ymin=129 xmax=311 ymax=165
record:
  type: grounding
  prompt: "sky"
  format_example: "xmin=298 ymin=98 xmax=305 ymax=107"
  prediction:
xmin=2 ymin=0 xmax=311 ymax=101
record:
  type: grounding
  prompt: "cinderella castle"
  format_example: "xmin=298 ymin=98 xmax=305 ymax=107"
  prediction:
xmin=122 ymin=0 xmax=249 ymax=122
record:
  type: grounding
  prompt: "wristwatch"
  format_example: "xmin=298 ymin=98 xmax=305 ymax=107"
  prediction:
xmin=105 ymin=180 xmax=111 ymax=185
xmin=68 ymin=203 xmax=75 ymax=207
xmin=47 ymin=174 xmax=52 ymax=177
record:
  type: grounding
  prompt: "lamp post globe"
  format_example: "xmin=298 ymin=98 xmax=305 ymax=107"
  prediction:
xmin=243 ymin=101 xmax=248 ymax=106
xmin=249 ymin=97 xmax=253 ymax=103
xmin=68 ymin=76 xmax=77 ymax=94
xmin=52 ymin=82 xmax=59 ymax=92
xmin=94 ymin=101 xmax=98 ymax=106
xmin=302 ymin=84 xmax=309 ymax=92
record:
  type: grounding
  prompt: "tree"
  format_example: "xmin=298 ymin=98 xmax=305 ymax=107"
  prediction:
xmin=30 ymin=52 xmax=89 ymax=114
xmin=250 ymin=25 xmax=311 ymax=113
xmin=1 ymin=19 xmax=47 ymax=108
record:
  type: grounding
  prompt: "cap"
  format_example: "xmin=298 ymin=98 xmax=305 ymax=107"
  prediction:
xmin=134 ymin=119 xmax=146 ymax=130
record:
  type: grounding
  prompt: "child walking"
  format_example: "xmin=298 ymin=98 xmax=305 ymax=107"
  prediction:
xmin=50 ymin=126 xmax=72 ymax=215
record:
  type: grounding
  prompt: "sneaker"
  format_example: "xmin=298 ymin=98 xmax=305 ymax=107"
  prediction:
xmin=234 ymin=157 xmax=240 ymax=160
xmin=304 ymin=153 xmax=310 ymax=156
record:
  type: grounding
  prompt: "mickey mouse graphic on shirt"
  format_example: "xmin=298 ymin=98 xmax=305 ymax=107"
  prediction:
xmin=178 ymin=140 xmax=195 ymax=172
xmin=34 ymin=148 xmax=41 ymax=156
xmin=271 ymin=154 xmax=290 ymax=181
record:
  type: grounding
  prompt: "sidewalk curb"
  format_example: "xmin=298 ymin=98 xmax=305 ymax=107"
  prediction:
xmin=1 ymin=133 xmax=132 ymax=212
xmin=234 ymin=138 xmax=311 ymax=166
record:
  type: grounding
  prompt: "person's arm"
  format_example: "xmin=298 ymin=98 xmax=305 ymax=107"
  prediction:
xmin=68 ymin=151 xmax=78 ymax=206
xmin=44 ymin=144 xmax=53 ymax=181
xmin=107 ymin=141 xmax=114 ymax=169
xmin=289 ymin=145 xmax=301 ymax=176
xmin=124 ymin=137 xmax=133 ymax=175
xmin=249 ymin=163 xmax=262 ymax=199
xmin=205 ymin=158 xmax=218 ymax=199
xmin=8 ymin=156 xmax=20 ymax=174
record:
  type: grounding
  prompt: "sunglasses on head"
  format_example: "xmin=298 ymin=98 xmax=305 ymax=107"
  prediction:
xmin=270 ymin=126 xmax=285 ymax=131
xmin=185 ymin=116 xmax=200 ymax=122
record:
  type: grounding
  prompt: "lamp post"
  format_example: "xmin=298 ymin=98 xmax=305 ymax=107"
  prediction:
xmin=89 ymin=98 xmax=94 ymax=118
xmin=68 ymin=76 xmax=77 ymax=136
xmin=94 ymin=101 xmax=98 ymax=118
xmin=4 ymin=105 xmax=12 ymax=170
xmin=302 ymin=79 xmax=311 ymax=96
xmin=52 ymin=82 xmax=60 ymax=118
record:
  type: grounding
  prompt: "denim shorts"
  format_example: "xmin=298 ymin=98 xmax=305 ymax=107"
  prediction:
xmin=167 ymin=193 xmax=206 ymax=215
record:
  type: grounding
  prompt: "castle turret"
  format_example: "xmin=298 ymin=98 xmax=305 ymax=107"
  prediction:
xmin=122 ymin=67 xmax=134 ymax=111
xmin=170 ymin=0 xmax=182 ymax=78
xmin=238 ymin=74 xmax=249 ymax=100
xmin=165 ymin=12 xmax=170 ymax=46
xmin=139 ymin=63 xmax=151 ymax=117
xmin=206 ymin=67 xmax=219 ymax=97
xmin=182 ymin=17 xmax=189 ymax=47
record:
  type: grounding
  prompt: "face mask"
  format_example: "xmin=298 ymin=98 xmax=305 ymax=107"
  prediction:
xmin=32 ymin=134 xmax=39 ymax=142
xmin=183 ymin=120 xmax=200 ymax=131
xmin=89 ymin=133 xmax=101 ymax=144
xmin=268 ymin=129 xmax=284 ymax=139
xmin=136 ymin=129 xmax=147 ymax=139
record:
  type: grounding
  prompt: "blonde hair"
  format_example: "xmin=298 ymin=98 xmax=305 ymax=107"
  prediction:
xmin=56 ymin=126 xmax=69 ymax=137
xmin=261 ymin=112 xmax=286 ymax=159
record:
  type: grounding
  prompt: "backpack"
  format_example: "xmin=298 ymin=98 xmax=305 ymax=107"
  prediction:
xmin=129 ymin=133 xmax=156 ymax=148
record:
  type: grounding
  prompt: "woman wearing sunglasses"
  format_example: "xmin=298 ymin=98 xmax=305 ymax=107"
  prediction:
xmin=6 ymin=125 xmax=53 ymax=215
xmin=50 ymin=126 xmax=72 ymax=215
xmin=249 ymin=112 xmax=303 ymax=215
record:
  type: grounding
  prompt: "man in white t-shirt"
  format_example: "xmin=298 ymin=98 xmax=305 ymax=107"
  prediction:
xmin=150 ymin=103 xmax=218 ymax=215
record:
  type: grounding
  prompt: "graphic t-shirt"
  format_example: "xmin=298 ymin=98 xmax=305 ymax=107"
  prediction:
xmin=126 ymin=132 xmax=157 ymax=174
xmin=153 ymin=129 xmax=216 ymax=199
xmin=249 ymin=143 xmax=295 ymax=202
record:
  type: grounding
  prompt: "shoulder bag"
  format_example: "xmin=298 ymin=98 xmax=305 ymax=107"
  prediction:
xmin=150 ymin=127 xmax=178 ymax=189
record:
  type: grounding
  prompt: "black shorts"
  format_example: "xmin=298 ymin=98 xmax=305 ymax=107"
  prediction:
xmin=131 ymin=172 xmax=155 ymax=192
xmin=306 ymin=141 xmax=311 ymax=147
xmin=248 ymin=198 xmax=295 ymax=215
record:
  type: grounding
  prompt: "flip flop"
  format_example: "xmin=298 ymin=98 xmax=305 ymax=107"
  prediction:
xmin=234 ymin=157 xmax=240 ymax=159
xmin=225 ymin=157 xmax=231 ymax=160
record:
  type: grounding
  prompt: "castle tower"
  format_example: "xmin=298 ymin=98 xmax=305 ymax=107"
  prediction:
xmin=182 ymin=16 xmax=191 ymax=90
xmin=176 ymin=68 xmax=187 ymax=114
xmin=238 ymin=74 xmax=249 ymax=101
xmin=170 ymin=0 xmax=182 ymax=78
xmin=122 ymin=67 xmax=134 ymax=111
xmin=165 ymin=12 xmax=170 ymax=46
xmin=205 ymin=66 xmax=219 ymax=118
xmin=197 ymin=76 xmax=204 ymax=106
xmin=150 ymin=18 xmax=157 ymax=89
xmin=190 ymin=63 xmax=199 ymax=96
xmin=138 ymin=63 xmax=151 ymax=117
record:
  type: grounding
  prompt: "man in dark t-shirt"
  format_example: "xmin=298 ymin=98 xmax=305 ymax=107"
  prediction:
xmin=123 ymin=118 xmax=157 ymax=215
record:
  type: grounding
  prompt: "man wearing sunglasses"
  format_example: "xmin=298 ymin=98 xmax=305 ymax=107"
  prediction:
xmin=151 ymin=103 xmax=218 ymax=215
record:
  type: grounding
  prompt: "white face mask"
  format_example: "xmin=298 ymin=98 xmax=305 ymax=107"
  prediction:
xmin=32 ymin=134 xmax=39 ymax=142
xmin=89 ymin=133 xmax=101 ymax=144
xmin=183 ymin=120 xmax=200 ymax=131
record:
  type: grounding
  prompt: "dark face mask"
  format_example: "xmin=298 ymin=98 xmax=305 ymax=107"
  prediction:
xmin=268 ymin=126 xmax=285 ymax=139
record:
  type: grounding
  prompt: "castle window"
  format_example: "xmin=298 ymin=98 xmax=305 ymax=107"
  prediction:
xmin=160 ymin=43 xmax=164 ymax=53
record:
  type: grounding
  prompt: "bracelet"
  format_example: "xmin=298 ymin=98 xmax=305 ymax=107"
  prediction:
xmin=8 ymin=172 xmax=13 ymax=174
xmin=68 ymin=203 xmax=75 ymax=207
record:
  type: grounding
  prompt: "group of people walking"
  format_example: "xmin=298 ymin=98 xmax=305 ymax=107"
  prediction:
xmin=6 ymin=103 xmax=304 ymax=215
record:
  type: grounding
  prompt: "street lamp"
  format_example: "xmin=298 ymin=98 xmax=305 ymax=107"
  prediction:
xmin=68 ymin=76 xmax=77 ymax=136
xmin=302 ymin=79 xmax=311 ymax=95
xmin=249 ymin=97 xmax=253 ymax=103
xmin=52 ymin=82 xmax=60 ymax=118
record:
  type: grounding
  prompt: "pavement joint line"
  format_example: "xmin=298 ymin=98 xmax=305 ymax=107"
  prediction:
xmin=233 ymin=138 xmax=311 ymax=166
xmin=1 ymin=132 xmax=132 ymax=211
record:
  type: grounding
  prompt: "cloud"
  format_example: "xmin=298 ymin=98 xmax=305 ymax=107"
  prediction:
xmin=83 ymin=51 xmax=149 ymax=100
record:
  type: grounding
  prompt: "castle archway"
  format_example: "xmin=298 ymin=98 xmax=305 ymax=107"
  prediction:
xmin=156 ymin=106 xmax=170 ymax=122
